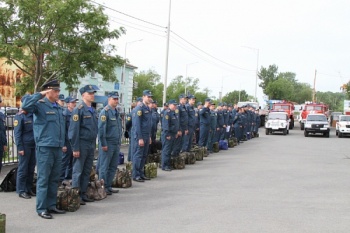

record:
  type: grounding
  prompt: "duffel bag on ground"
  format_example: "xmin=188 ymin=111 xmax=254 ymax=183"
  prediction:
xmin=0 ymin=213 xmax=5 ymax=233
xmin=57 ymin=184 xmax=80 ymax=212
xmin=86 ymin=179 xmax=107 ymax=201
xmin=228 ymin=138 xmax=234 ymax=148
xmin=0 ymin=167 xmax=17 ymax=192
xmin=184 ymin=152 xmax=196 ymax=164
xmin=112 ymin=168 xmax=132 ymax=188
xmin=191 ymin=146 xmax=203 ymax=161
xmin=219 ymin=140 xmax=228 ymax=150
xmin=232 ymin=137 xmax=238 ymax=146
xmin=213 ymin=142 xmax=220 ymax=153
xmin=126 ymin=161 xmax=132 ymax=173
xmin=171 ymin=154 xmax=186 ymax=169
xmin=144 ymin=162 xmax=158 ymax=178
xmin=201 ymin=147 xmax=208 ymax=157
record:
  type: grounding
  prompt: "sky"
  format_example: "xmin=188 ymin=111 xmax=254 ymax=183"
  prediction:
xmin=95 ymin=0 xmax=350 ymax=104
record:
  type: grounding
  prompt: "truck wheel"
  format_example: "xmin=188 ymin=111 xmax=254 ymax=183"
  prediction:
xmin=304 ymin=131 xmax=308 ymax=137
xmin=336 ymin=131 xmax=338 ymax=136
xmin=283 ymin=129 xmax=287 ymax=135
xmin=300 ymin=123 xmax=304 ymax=130
xmin=287 ymin=129 xmax=289 ymax=134
xmin=338 ymin=132 xmax=342 ymax=138
xmin=265 ymin=129 xmax=269 ymax=135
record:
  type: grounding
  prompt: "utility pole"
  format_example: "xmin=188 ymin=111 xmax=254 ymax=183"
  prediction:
xmin=313 ymin=69 xmax=317 ymax=102
xmin=163 ymin=0 xmax=171 ymax=105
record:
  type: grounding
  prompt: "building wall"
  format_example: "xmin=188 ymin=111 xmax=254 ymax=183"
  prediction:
xmin=60 ymin=64 xmax=136 ymax=113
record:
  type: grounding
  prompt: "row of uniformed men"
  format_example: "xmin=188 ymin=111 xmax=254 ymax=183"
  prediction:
xmin=125 ymin=94 xmax=261 ymax=172
xmin=16 ymin=80 xmax=129 ymax=220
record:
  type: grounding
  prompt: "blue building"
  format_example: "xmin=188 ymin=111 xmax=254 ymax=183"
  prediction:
xmin=60 ymin=63 xmax=137 ymax=113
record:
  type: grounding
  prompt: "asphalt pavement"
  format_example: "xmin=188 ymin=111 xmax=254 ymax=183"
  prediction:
xmin=1 ymin=126 xmax=350 ymax=233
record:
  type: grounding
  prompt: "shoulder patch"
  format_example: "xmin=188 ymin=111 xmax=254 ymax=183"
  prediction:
xmin=175 ymin=109 xmax=179 ymax=114
xmin=127 ymin=116 xmax=131 ymax=121
xmin=39 ymin=99 xmax=45 ymax=103
xmin=78 ymin=104 xmax=83 ymax=109
xmin=137 ymin=110 xmax=142 ymax=116
xmin=13 ymin=120 xmax=19 ymax=127
xmin=165 ymin=115 xmax=169 ymax=120
xmin=100 ymin=115 xmax=106 ymax=121
xmin=73 ymin=114 xmax=79 ymax=121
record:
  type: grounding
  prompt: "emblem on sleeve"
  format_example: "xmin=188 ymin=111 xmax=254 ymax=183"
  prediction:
xmin=13 ymin=120 xmax=18 ymax=127
xmin=137 ymin=110 xmax=142 ymax=116
xmin=73 ymin=114 xmax=79 ymax=121
xmin=101 ymin=115 xmax=106 ymax=121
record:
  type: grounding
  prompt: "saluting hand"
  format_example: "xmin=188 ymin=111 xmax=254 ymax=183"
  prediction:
xmin=73 ymin=151 xmax=80 ymax=158
xmin=40 ymin=89 xmax=52 ymax=96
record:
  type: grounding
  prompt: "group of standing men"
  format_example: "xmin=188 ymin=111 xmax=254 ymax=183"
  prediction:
xmin=13 ymin=80 xmax=123 ymax=220
xmin=158 ymin=96 xmax=261 ymax=171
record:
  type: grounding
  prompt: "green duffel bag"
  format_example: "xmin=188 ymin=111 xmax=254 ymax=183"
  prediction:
xmin=201 ymin=147 xmax=208 ymax=157
xmin=232 ymin=137 xmax=238 ymax=146
xmin=228 ymin=139 xmax=234 ymax=148
xmin=171 ymin=155 xmax=186 ymax=169
xmin=112 ymin=168 xmax=132 ymax=188
xmin=57 ymin=186 xmax=80 ymax=212
xmin=0 ymin=213 xmax=5 ymax=233
xmin=213 ymin=142 xmax=220 ymax=153
xmin=145 ymin=162 xmax=158 ymax=178
xmin=184 ymin=152 xmax=196 ymax=165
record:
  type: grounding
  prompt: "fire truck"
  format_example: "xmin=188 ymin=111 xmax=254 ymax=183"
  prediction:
xmin=270 ymin=101 xmax=295 ymax=129
xmin=299 ymin=102 xmax=329 ymax=130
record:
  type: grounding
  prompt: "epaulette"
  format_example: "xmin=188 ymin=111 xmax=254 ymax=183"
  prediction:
xmin=17 ymin=110 xmax=25 ymax=115
xmin=139 ymin=103 xmax=144 ymax=107
xmin=166 ymin=109 xmax=170 ymax=112
xmin=39 ymin=99 xmax=45 ymax=103
xmin=104 ymin=106 xmax=110 ymax=111
xmin=78 ymin=104 xmax=83 ymax=109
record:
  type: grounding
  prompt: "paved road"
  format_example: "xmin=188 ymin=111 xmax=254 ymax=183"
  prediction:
xmin=1 ymin=126 xmax=350 ymax=233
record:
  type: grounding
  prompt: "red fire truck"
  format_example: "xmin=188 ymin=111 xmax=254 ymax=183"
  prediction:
xmin=271 ymin=101 xmax=295 ymax=129
xmin=299 ymin=102 xmax=329 ymax=130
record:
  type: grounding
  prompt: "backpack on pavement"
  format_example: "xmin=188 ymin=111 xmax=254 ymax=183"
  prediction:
xmin=144 ymin=162 xmax=157 ymax=178
xmin=56 ymin=182 xmax=80 ymax=212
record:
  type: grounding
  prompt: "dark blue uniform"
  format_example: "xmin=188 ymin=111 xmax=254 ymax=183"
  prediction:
xmin=125 ymin=112 xmax=133 ymax=162
xmin=198 ymin=106 xmax=210 ymax=147
xmin=14 ymin=111 xmax=36 ymax=196
xmin=98 ymin=105 xmax=122 ymax=192
xmin=216 ymin=110 xmax=224 ymax=142
xmin=22 ymin=93 xmax=65 ymax=214
xmin=151 ymin=108 xmax=160 ymax=144
xmin=61 ymin=107 xmax=73 ymax=181
xmin=69 ymin=101 xmax=98 ymax=199
xmin=232 ymin=109 xmax=240 ymax=141
xmin=171 ymin=107 xmax=181 ymax=156
xmin=132 ymin=103 xmax=152 ymax=180
xmin=0 ymin=111 xmax=7 ymax=172
xmin=207 ymin=109 xmax=217 ymax=152
xmin=194 ymin=108 xmax=200 ymax=144
xmin=184 ymin=103 xmax=195 ymax=151
xmin=161 ymin=109 xmax=179 ymax=170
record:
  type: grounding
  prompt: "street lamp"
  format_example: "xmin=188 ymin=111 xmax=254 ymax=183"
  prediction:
xmin=185 ymin=61 xmax=198 ymax=95
xmin=242 ymin=46 xmax=259 ymax=102
xmin=122 ymin=39 xmax=143 ymax=84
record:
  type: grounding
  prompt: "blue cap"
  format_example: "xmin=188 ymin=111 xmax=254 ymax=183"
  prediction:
xmin=168 ymin=99 xmax=177 ymax=105
xmin=108 ymin=91 xmax=119 ymax=98
xmin=152 ymin=100 xmax=158 ymax=104
xmin=21 ymin=94 xmax=30 ymax=103
xmin=163 ymin=102 xmax=168 ymax=107
xmin=228 ymin=104 xmax=233 ymax=107
xmin=218 ymin=102 xmax=223 ymax=106
xmin=210 ymin=101 xmax=216 ymax=105
xmin=178 ymin=94 xmax=188 ymax=99
xmin=143 ymin=90 xmax=153 ymax=97
xmin=59 ymin=94 xmax=65 ymax=100
xmin=79 ymin=85 xmax=98 ymax=95
xmin=187 ymin=94 xmax=196 ymax=99
xmin=197 ymin=102 xmax=203 ymax=106
xmin=136 ymin=97 xmax=142 ymax=102
xmin=64 ymin=97 xmax=78 ymax=103
xmin=223 ymin=102 xmax=227 ymax=106
xmin=205 ymin=98 xmax=211 ymax=102
xmin=42 ymin=79 xmax=60 ymax=91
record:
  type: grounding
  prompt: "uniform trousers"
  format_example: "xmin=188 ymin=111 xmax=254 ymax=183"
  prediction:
xmin=36 ymin=146 xmax=61 ymax=214
xmin=132 ymin=137 xmax=150 ymax=179
xmin=98 ymin=142 xmax=120 ymax=191
xmin=16 ymin=146 xmax=36 ymax=194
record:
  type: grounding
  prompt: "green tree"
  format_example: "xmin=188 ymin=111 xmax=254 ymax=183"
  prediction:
xmin=316 ymin=91 xmax=344 ymax=112
xmin=0 ymin=0 xmax=124 ymax=93
xmin=293 ymin=83 xmax=312 ymax=103
xmin=166 ymin=76 xmax=200 ymax=101
xmin=133 ymin=70 xmax=163 ymax=104
xmin=258 ymin=64 xmax=279 ymax=95
xmin=222 ymin=90 xmax=249 ymax=104
xmin=265 ymin=78 xmax=294 ymax=100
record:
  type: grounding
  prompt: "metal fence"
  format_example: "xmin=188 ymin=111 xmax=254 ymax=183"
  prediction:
xmin=2 ymin=107 xmax=131 ymax=166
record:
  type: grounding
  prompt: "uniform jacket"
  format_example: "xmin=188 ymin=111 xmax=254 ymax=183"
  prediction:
xmin=0 ymin=112 xmax=7 ymax=146
xmin=161 ymin=109 xmax=179 ymax=137
xmin=98 ymin=105 xmax=122 ymax=147
xmin=14 ymin=111 xmax=35 ymax=151
xmin=186 ymin=104 xmax=196 ymax=130
xmin=132 ymin=102 xmax=152 ymax=140
xmin=199 ymin=107 xmax=210 ymax=126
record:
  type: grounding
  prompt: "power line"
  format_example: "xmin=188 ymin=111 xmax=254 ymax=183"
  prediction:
xmin=108 ymin=15 xmax=166 ymax=34
xmin=90 ymin=0 xmax=166 ymax=29
xmin=109 ymin=19 xmax=166 ymax=38
xmin=171 ymin=31 xmax=255 ymax=72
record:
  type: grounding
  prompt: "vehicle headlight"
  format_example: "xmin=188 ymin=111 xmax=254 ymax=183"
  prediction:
xmin=305 ymin=124 xmax=311 ymax=128
xmin=324 ymin=124 xmax=329 ymax=128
